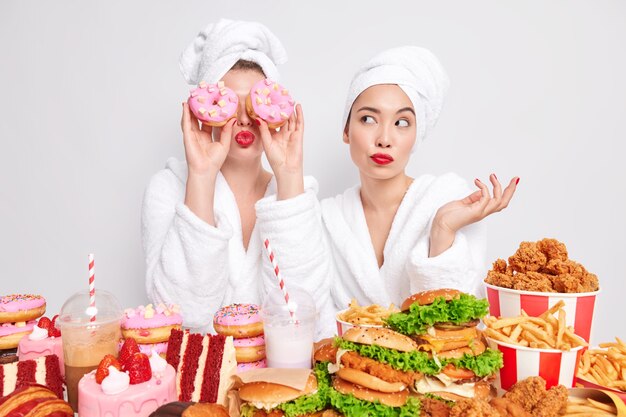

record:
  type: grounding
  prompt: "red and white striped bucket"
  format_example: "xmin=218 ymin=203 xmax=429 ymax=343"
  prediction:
xmin=484 ymin=283 xmax=600 ymax=342
xmin=486 ymin=337 xmax=585 ymax=390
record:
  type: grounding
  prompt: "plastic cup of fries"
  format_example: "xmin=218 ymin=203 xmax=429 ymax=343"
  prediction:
xmin=575 ymin=337 xmax=626 ymax=403
xmin=335 ymin=300 xmax=398 ymax=336
xmin=484 ymin=282 xmax=600 ymax=342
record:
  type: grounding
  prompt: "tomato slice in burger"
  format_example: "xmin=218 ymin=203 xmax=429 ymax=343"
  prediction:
xmin=441 ymin=364 xmax=476 ymax=379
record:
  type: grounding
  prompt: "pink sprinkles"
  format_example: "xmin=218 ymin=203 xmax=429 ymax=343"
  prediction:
xmin=214 ymin=303 xmax=260 ymax=324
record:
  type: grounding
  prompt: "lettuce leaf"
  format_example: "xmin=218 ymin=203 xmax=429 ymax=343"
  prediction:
xmin=335 ymin=338 xmax=503 ymax=378
xmin=329 ymin=388 xmax=421 ymax=417
xmin=385 ymin=294 xmax=489 ymax=335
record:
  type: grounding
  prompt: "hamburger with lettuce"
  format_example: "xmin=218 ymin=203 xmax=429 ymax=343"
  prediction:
xmin=383 ymin=288 xmax=503 ymax=400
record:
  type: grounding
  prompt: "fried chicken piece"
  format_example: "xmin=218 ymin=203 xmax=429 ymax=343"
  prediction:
xmin=450 ymin=399 xmax=501 ymax=417
xmin=541 ymin=259 xmax=586 ymax=276
xmin=421 ymin=397 xmax=452 ymax=417
xmin=578 ymin=271 xmax=600 ymax=292
xmin=503 ymin=377 xmax=567 ymax=417
xmin=537 ymin=238 xmax=568 ymax=262
xmin=503 ymin=376 xmax=546 ymax=413
xmin=340 ymin=351 xmax=421 ymax=386
xmin=533 ymin=385 xmax=568 ymax=417
xmin=551 ymin=274 xmax=584 ymax=293
xmin=508 ymin=242 xmax=547 ymax=273
xmin=485 ymin=270 xmax=516 ymax=289
xmin=512 ymin=272 xmax=555 ymax=293
xmin=490 ymin=398 xmax=532 ymax=417
xmin=492 ymin=259 xmax=509 ymax=274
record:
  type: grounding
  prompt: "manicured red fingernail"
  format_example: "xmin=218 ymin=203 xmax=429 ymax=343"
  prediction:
xmin=475 ymin=178 xmax=481 ymax=183
xmin=255 ymin=118 xmax=261 ymax=126
xmin=493 ymin=173 xmax=497 ymax=180
xmin=516 ymin=178 xmax=520 ymax=185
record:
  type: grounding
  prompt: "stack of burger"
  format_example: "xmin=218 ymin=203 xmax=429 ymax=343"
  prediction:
xmin=318 ymin=289 xmax=502 ymax=415
xmin=385 ymin=289 xmax=503 ymax=400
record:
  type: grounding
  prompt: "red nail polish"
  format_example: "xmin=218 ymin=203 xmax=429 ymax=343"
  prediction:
xmin=255 ymin=118 xmax=261 ymax=126
xmin=493 ymin=173 xmax=497 ymax=180
xmin=516 ymin=178 xmax=520 ymax=185
xmin=475 ymin=178 xmax=481 ymax=183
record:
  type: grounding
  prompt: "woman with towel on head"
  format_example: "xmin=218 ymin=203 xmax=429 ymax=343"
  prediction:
xmin=142 ymin=19 xmax=332 ymax=336
xmin=322 ymin=46 xmax=519 ymax=314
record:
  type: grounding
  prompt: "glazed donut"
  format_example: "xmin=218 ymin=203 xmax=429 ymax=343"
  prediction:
xmin=236 ymin=358 xmax=266 ymax=373
xmin=188 ymin=81 xmax=238 ymax=127
xmin=213 ymin=304 xmax=263 ymax=338
xmin=234 ymin=335 xmax=265 ymax=363
xmin=120 ymin=304 xmax=182 ymax=344
xmin=246 ymin=78 xmax=295 ymax=129
xmin=0 ymin=294 xmax=46 ymax=323
xmin=0 ymin=321 xmax=36 ymax=349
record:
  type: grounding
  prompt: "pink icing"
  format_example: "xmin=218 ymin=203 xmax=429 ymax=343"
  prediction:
xmin=213 ymin=304 xmax=261 ymax=326
xmin=188 ymin=81 xmax=238 ymax=124
xmin=78 ymin=363 xmax=177 ymax=417
xmin=233 ymin=335 xmax=265 ymax=347
xmin=237 ymin=358 xmax=267 ymax=372
xmin=0 ymin=320 xmax=36 ymax=337
xmin=121 ymin=304 xmax=182 ymax=329
xmin=0 ymin=294 xmax=45 ymax=312
xmin=248 ymin=78 xmax=295 ymax=126
xmin=17 ymin=334 xmax=65 ymax=377
xmin=118 ymin=340 xmax=169 ymax=355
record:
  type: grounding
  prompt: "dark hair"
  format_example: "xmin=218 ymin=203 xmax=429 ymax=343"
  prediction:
xmin=230 ymin=59 xmax=265 ymax=76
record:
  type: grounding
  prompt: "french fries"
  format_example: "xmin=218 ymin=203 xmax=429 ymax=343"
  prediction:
xmin=483 ymin=301 xmax=588 ymax=351
xmin=337 ymin=299 xmax=399 ymax=326
xmin=578 ymin=337 xmax=626 ymax=392
xmin=564 ymin=396 xmax=618 ymax=416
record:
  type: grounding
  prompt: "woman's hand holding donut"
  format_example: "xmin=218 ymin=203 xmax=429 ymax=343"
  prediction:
xmin=429 ymin=174 xmax=519 ymax=257
xmin=181 ymin=102 xmax=236 ymax=226
xmin=181 ymin=103 xmax=235 ymax=176
xmin=257 ymin=104 xmax=305 ymax=200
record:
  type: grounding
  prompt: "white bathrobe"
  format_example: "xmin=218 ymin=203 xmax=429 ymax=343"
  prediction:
xmin=142 ymin=157 xmax=334 ymax=337
xmin=321 ymin=173 xmax=486 ymax=315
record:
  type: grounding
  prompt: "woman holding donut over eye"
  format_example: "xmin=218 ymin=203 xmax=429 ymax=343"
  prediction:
xmin=320 ymin=46 xmax=519 ymax=315
xmin=142 ymin=19 xmax=331 ymax=336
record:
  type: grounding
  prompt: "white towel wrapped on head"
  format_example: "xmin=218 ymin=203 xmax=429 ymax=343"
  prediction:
xmin=180 ymin=18 xmax=287 ymax=85
xmin=342 ymin=46 xmax=450 ymax=151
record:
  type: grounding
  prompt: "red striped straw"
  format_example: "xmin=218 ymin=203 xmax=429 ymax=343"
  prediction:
xmin=263 ymin=239 xmax=297 ymax=320
xmin=88 ymin=253 xmax=96 ymax=322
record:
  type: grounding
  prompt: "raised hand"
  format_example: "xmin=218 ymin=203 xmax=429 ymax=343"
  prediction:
xmin=180 ymin=102 xmax=235 ymax=177
xmin=429 ymin=174 xmax=519 ymax=257
xmin=257 ymin=104 xmax=305 ymax=199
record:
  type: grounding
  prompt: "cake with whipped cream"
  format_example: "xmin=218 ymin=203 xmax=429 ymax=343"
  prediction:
xmin=17 ymin=315 xmax=64 ymax=377
xmin=0 ymin=354 xmax=64 ymax=398
xmin=78 ymin=340 xmax=177 ymax=417
xmin=165 ymin=329 xmax=236 ymax=405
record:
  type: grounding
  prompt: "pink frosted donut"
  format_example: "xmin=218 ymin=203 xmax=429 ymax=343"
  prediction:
xmin=0 ymin=321 xmax=36 ymax=350
xmin=188 ymin=81 xmax=238 ymax=127
xmin=0 ymin=294 xmax=46 ymax=323
xmin=246 ymin=78 xmax=295 ymax=129
xmin=213 ymin=304 xmax=263 ymax=338
xmin=233 ymin=335 xmax=265 ymax=363
xmin=120 ymin=304 xmax=182 ymax=344
xmin=237 ymin=358 xmax=267 ymax=373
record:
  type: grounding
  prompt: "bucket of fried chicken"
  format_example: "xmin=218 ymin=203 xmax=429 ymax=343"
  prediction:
xmin=483 ymin=238 xmax=600 ymax=342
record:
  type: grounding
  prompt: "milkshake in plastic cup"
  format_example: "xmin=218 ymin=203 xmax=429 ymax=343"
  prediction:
xmin=262 ymin=287 xmax=316 ymax=369
xmin=58 ymin=289 xmax=122 ymax=412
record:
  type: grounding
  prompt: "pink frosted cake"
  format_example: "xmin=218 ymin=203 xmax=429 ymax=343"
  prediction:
xmin=78 ymin=350 xmax=176 ymax=417
xmin=17 ymin=318 xmax=64 ymax=377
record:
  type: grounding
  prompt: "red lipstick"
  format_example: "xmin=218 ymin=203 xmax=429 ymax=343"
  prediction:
xmin=370 ymin=153 xmax=394 ymax=165
xmin=235 ymin=131 xmax=255 ymax=148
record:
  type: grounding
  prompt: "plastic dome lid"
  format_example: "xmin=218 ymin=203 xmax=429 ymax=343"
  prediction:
xmin=58 ymin=289 xmax=122 ymax=327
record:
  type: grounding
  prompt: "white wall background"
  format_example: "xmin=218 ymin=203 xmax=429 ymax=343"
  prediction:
xmin=1 ymin=1 xmax=624 ymax=343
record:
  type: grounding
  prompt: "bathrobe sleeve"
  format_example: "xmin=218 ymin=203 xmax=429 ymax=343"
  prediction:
xmin=142 ymin=168 xmax=233 ymax=329
xmin=255 ymin=177 xmax=336 ymax=339
xmin=406 ymin=175 xmax=488 ymax=296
